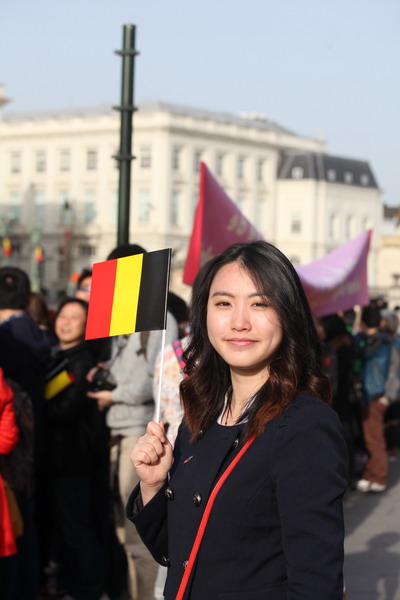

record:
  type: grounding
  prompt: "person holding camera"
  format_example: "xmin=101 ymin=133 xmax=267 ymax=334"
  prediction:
xmin=86 ymin=244 xmax=179 ymax=600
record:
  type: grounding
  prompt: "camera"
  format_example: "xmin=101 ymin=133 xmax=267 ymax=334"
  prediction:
xmin=91 ymin=367 xmax=116 ymax=392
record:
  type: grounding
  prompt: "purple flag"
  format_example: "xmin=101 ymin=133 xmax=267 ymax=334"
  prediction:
xmin=297 ymin=230 xmax=372 ymax=317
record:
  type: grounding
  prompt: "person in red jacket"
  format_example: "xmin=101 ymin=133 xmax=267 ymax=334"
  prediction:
xmin=0 ymin=368 xmax=19 ymax=598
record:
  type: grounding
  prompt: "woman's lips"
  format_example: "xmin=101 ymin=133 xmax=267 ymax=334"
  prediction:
xmin=226 ymin=338 xmax=256 ymax=346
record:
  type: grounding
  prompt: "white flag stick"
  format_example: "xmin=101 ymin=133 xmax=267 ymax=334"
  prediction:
xmin=154 ymin=327 xmax=167 ymax=423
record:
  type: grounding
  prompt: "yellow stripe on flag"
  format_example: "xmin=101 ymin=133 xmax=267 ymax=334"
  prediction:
xmin=109 ymin=254 xmax=143 ymax=336
xmin=45 ymin=370 xmax=74 ymax=400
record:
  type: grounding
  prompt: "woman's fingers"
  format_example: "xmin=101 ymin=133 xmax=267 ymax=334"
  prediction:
xmin=146 ymin=420 xmax=167 ymax=443
xmin=132 ymin=436 xmax=166 ymax=466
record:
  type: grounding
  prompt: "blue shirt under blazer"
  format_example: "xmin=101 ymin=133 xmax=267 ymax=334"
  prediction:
xmin=127 ymin=393 xmax=348 ymax=599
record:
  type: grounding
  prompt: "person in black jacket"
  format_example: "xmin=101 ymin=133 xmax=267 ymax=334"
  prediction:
xmin=127 ymin=241 xmax=348 ymax=600
xmin=45 ymin=298 xmax=108 ymax=600
xmin=0 ymin=266 xmax=55 ymax=599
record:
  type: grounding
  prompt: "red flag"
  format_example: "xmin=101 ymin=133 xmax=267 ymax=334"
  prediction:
xmin=183 ymin=163 xmax=263 ymax=285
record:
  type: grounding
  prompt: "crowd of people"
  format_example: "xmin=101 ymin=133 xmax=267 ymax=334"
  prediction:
xmin=0 ymin=243 xmax=180 ymax=600
xmin=0 ymin=239 xmax=399 ymax=600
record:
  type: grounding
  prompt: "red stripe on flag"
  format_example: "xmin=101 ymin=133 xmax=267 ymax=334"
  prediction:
xmin=85 ymin=259 xmax=117 ymax=340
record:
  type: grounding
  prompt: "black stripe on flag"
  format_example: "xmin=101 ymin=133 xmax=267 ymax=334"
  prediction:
xmin=135 ymin=248 xmax=171 ymax=332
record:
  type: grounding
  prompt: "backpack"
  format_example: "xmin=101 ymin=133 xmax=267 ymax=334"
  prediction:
xmin=0 ymin=379 xmax=34 ymax=496
xmin=385 ymin=339 xmax=400 ymax=404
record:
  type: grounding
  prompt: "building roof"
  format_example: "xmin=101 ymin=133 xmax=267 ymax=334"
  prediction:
xmin=277 ymin=150 xmax=379 ymax=189
xmin=2 ymin=100 xmax=296 ymax=135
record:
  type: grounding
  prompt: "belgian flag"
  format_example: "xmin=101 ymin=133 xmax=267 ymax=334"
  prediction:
xmin=85 ymin=248 xmax=171 ymax=340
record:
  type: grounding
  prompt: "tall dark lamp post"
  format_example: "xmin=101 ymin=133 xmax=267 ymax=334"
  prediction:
xmin=113 ymin=24 xmax=139 ymax=246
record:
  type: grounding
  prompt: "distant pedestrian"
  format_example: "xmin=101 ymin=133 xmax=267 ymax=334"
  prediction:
xmin=356 ymin=305 xmax=392 ymax=492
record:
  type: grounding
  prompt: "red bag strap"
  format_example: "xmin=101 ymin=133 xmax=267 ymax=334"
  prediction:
xmin=176 ymin=434 xmax=255 ymax=600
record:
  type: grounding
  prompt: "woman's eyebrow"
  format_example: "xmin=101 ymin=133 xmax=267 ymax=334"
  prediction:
xmin=209 ymin=291 xmax=264 ymax=298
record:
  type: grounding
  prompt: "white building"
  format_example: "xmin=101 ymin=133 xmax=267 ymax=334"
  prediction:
xmin=0 ymin=99 xmax=383 ymax=301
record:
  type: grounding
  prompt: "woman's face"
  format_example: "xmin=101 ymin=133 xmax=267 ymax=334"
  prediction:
xmin=55 ymin=302 xmax=87 ymax=349
xmin=206 ymin=261 xmax=283 ymax=381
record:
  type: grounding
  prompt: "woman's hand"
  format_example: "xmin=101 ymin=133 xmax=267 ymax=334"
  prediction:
xmin=131 ymin=421 xmax=173 ymax=505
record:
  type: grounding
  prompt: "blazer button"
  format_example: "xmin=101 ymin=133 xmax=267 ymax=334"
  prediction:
xmin=233 ymin=437 xmax=240 ymax=448
xmin=182 ymin=560 xmax=188 ymax=569
xmin=165 ymin=487 xmax=174 ymax=501
xmin=192 ymin=493 xmax=202 ymax=506
xmin=161 ymin=555 xmax=170 ymax=567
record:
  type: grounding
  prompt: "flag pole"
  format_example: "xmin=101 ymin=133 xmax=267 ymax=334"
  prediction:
xmin=154 ymin=328 xmax=167 ymax=423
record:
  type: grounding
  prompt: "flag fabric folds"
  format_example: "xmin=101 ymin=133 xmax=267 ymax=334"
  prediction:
xmin=183 ymin=162 xmax=263 ymax=285
xmin=296 ymin=229 xmax=372 ymax=317
xmin=86 ymin=248 xmax=171 ymax=340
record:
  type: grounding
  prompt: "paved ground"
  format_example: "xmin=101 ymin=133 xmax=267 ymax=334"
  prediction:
xmin=344 ymin=458 xmax=400 ymax=599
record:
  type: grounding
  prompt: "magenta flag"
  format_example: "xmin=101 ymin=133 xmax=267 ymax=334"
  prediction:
xmin=296 ymin=230 xmax=372 ymax=317
xmin=183 ymin=162 xmax=263 ymax=285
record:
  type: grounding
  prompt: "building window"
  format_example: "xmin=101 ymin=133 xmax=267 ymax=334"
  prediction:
xmin=60 ymin=149 xmax=70 ymax=172
xmin=140 ymin=147 xmax=151 ymax=169
xmin=327 ymin=169 xmax=336 ymax=182
xmin=33 ymin=191 xmax=45 ymax=223
xmin=329 ymin=213 xmax=339 ymax=239
xmin=237 ymin=156 xmax=245 ymax=180
xmin=9 ymin=205 xmax=21 ymax=222
xmin=137 ymin=189 xmax=151 ymax=223
xmin=170 ymin=190 xmax=181 ymax=225
xmin=79 ymin=244 xmax=96 ymax=258
xmin=236 ymin=196 xmax=246 ymax=213
xmin=34 ymin=204 xmax=45 ymax=223
xmin=363 ymin=216 xmax=372 ymax=231
xmin=192 ymin=190 xmax=199 ymax=216
xmin=360 ymin=174 xmax=370 ymax=186
xmin=216 ymin=153 xmax=224 ymax=177
xmin=291 ymin=214 xmax=302 ymax=234
xmin=344 ymin=171 xmax=353 ymax=184
xmin=11 ymin=243 xmax=22 ymax=257
xmin=255 ymin=197 xmax=266 ymax=225
xmin=11 ymin=152 xmax=21 ymax=174
xmin=193 ymin=150 xmax=202 ymax=173
xmin=257 ymin=159 xmax=265 ymax=182
xmin=346 ymin=215 xmax=355 ymax=238
xmin=84 ymin=190 xmax=96 ymax=223
xmin=172 ymin=147 xmax=181 ymax=171
xmin=36 ymin=151 xmax=46 ymax=173
xmin=59 ymin=190 xmax=69 ymax=204
xmin=291 ymin=166 xmax=304 ymax=180
xmin=86 ymin=149 xmax=97 ymax=171
xmin=9 ymin=192 xmax=22 ymax=223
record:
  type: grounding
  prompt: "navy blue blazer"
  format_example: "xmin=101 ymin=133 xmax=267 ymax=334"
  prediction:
xmin=127 ymin=393 xmax=348 ymax=599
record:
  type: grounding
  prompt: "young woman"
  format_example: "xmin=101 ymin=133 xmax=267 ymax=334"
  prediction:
xmin=128 ymin=241 xmax=348 ymax=600
xmin=45 ymin=298 xmax=108 ymax=600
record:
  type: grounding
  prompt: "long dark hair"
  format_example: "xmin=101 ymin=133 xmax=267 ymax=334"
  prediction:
xmin=180 ymin=241 xmax=331 ymax=441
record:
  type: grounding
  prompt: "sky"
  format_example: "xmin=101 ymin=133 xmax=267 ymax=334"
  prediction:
xmin=0 ymin=0 xmax=399 ymax=206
